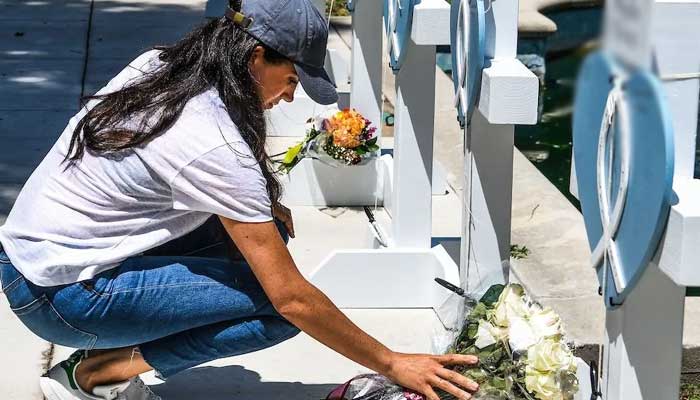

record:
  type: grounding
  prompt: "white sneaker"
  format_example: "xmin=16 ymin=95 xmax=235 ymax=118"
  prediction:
xmin=122 ymin=376 xmax=161 ymax=400
xmin=40 ymin=351 xmax=161 ymax=400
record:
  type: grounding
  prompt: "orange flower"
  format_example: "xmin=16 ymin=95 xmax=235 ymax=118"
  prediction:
xmin=332 ymin=129 xmax=361 ymax=148
xmin=327 ymin=109 xmax=366 ymax=148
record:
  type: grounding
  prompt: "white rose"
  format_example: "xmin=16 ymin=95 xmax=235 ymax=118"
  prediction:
xmin=529 ymin=306 xmax=563 ymax=338
xmin=493 ymin=284 xmax=529 ymax=327
xmin=474 ymin=321 xmax=507 ymax=349
xmin=527 ymin=339 xmax=576 ymax=373
xmin=525 ymin=366 xmax=564 ymax=400
xmin=508 ymin=315 xmax=537 ymax=352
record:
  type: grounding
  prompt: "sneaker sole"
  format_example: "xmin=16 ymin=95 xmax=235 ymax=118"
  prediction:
xmin=40 ymin=376 xmax=80 ymax=400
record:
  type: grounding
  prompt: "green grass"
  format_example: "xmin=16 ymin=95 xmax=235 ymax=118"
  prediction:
xmin=682 ymin=383 xmax=700 ymax=400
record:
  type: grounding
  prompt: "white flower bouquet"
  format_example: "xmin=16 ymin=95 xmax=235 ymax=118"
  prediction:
xmin=324 ymin=284 xmax=579 ymax=400
xmin=441 ymin=284 xmax=579 ymax=400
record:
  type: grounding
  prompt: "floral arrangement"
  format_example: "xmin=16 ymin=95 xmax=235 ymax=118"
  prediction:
xmin=275 ymin=108 xmax=379 ymax=173
xmin=325 ymin=284 xmax=579 ymax=400
xmin=441 ymin=284 xmax=579 ymax=400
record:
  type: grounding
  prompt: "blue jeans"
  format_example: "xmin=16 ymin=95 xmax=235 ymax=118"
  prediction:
xmin=0 ymin=217 xmax=300 ymax=378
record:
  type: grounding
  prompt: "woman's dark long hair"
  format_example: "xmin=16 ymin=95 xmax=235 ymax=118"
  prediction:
xmin=65 ymin=1 xmax=284 ymax=205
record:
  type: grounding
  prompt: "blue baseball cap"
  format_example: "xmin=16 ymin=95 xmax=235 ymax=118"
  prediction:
xmin=227 ymin=0 xmax=338 ymax=105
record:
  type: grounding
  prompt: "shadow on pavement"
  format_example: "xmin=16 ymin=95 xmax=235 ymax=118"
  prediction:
xmin=0 ymin=0 xmax=209 ymax=220
xmin=150 ymin=365 xmax=338 ymax=400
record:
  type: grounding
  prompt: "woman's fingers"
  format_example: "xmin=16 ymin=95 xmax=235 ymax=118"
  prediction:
xmin=420 ymin=384 xmax=441 ymax=400
xmin=284 ymin=215 xmax=295 ymax=238
xmin=430 ymin=375 xmax=472 ymax=400
xmin=436 ymin=367 xmax=479 ymax=392
xmin=273 ymin=204 xmax=295 ymax=238
xmin=436 ymin=353 xmax=478 ymax=366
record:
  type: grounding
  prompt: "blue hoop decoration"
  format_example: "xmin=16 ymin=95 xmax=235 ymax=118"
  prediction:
xmin=384 ymin=0 xmax=415 ymax=71
xmin=573 ymin=51 xmax=675 ymax=309
xmin=450 ymin=0 xmax=485 ymax=128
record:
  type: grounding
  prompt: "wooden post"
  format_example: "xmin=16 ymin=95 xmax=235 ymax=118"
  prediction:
xmin=600 ymin=1 xmax=700 ymax=399
xmin=350 ymin=0 xmax=383 ymax=140
xmin=391 ymin=39 xmax=437 ymax=248
xmin=603 ymin=263 xmax=685 ymax=399
xmin=462 ymin=0 xmax=537 ymax=296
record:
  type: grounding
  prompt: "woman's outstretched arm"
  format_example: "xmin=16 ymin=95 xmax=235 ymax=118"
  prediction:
xmin=219 ymin=216 xmax=479 ymax=400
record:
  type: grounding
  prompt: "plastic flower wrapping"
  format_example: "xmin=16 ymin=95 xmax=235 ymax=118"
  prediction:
xmin=275 ymin=108 xmax=379 ymax=173
xmin=325 ymin=284 xmax=579 ymax=400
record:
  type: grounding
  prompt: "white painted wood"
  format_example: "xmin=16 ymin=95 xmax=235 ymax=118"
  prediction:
xmin=485 ymin=0 xmax=519 ymax=59
xmin=325 ymin=48 xmax=351 ymax=109
xmin=381 ymin=154 xmax=395 ymax=216
xmin=658 ymin=178 xmax=700 ymax=285
xmin=458 ymin=0 xmax=525 ymax=298
xmin=326 ymin=49 xmax=350 ymax=87
xmin=280 ymin=157 xmax=385 ymax=206
xmin=651 ymin=0 xmax=700 ymax=178
xmin=411 ymin=0 xmax=451 ymax=45
xmin=601 ymin=3 xmax=700 ymax=399
xmin=350 ymin=0 xmax=383 ymax=141
xmin=602 ymin=0 xmax=655 ymax=69
xmin=391 ymin=40 xmax=437 ymax=248
xmin=477 ymin=58 xmax=539 ymax=125
xmin=308 ymin=245 xmax=461 ymax=325
xmin=462 ymin=110 xmax=513 ymax=297
xmin=603 ymin=263 xmax=684 ymax=400
xmin=569 ymin=153 xmax=579 ymax=200
xmin=574 ymin=358 xmax=593 ymax=400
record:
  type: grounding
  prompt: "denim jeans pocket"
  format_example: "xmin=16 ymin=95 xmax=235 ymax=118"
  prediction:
xmin=11 ymin=293 xmax=98 ymax=350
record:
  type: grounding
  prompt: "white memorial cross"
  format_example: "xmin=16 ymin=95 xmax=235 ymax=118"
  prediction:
xmin=308 ymin=0 xmax=461 ymax=325
xmin=454 ymin=0 xmax=538 ymax=297
xmin=570 ymin=1 xmax=700 ymax=398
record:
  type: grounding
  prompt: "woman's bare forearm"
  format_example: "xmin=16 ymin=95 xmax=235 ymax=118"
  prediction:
xmin=279 ymin=281 xmax=394 ymax=375
xmin=220 ymin=217 xmax=480 ymax=399
xmin=219 ymin=217 xmax=395 ymax=374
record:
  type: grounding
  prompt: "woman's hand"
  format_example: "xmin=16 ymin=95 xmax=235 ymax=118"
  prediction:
xmin=272 ymin=203 xmax=295 ymax=238
xmin=386 ymin=352 xmax=479 ymax=400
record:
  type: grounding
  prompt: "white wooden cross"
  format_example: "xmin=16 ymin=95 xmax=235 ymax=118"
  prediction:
xmin=457 ymin=0 xmax=538 ymax=297
xmin=571 ymin=1 xmax=700 ymax=398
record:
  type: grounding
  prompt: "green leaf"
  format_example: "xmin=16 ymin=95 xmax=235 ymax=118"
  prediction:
xmin=282 ymin=142 xmax=304 ymax=164
xmin=470 ymin=303 xmax=489 ymax=320
xmin=366 ymin=136 xmax=378 ymax=146
xmin=479 ymin=284 xmax=506 ymax=307
xmin=466 ymin=322 xmax=479 ymax=340
xmin=492 ymin=376 xmax=507 ymax=390
xmin=366 ymin=144 xmax=380 ymax=152
xmin=355 ymin=147 xmax=367 ymax=155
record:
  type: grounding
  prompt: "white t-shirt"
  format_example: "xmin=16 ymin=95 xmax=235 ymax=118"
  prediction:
xmin=0 ymin=50 xmax=273 ymax=287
